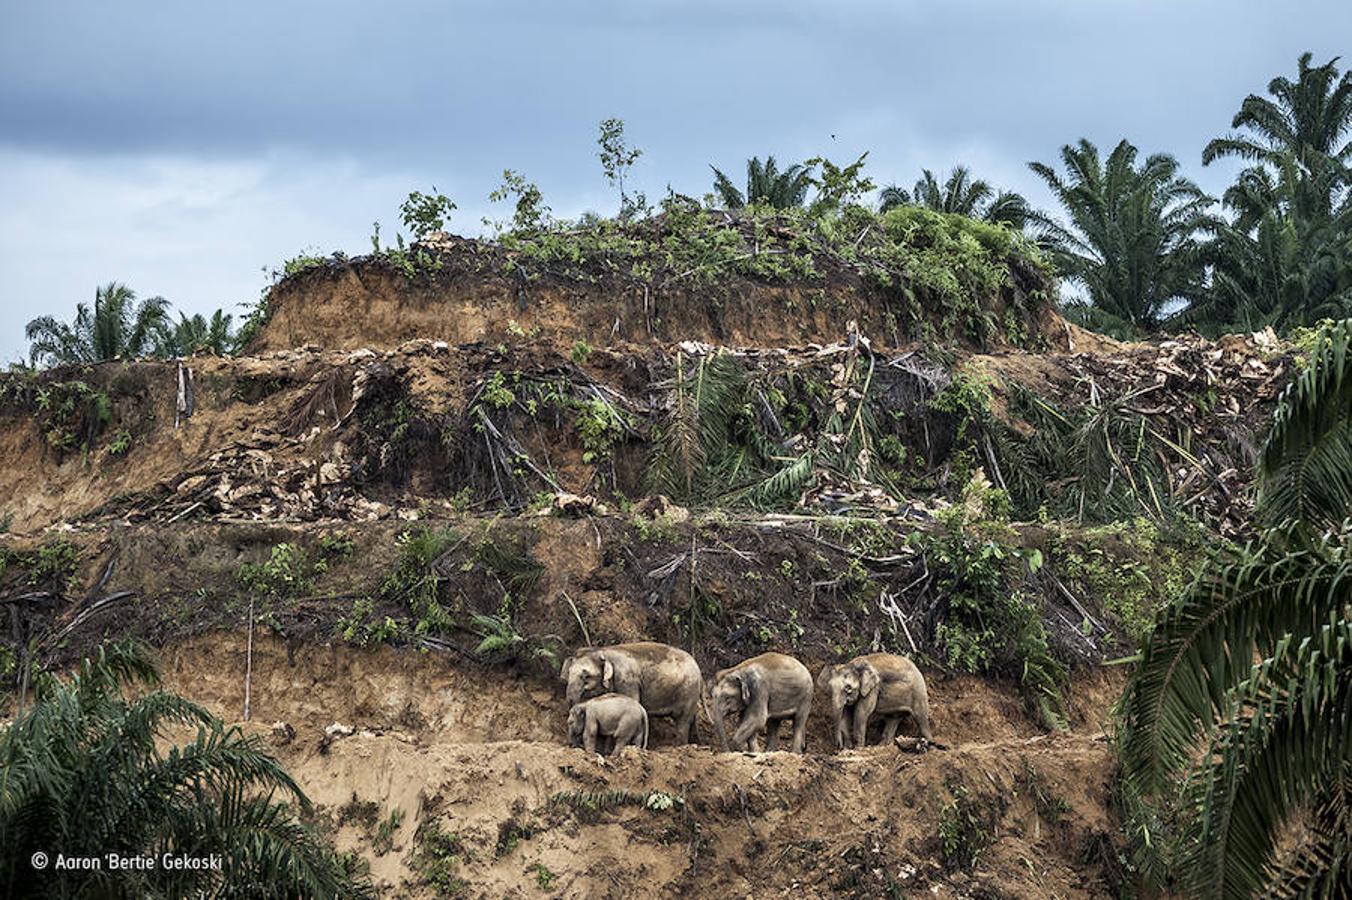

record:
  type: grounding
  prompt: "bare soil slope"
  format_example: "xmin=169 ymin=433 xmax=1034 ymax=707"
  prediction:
xmin=161 ymin=632 xmax=1124 ymax=899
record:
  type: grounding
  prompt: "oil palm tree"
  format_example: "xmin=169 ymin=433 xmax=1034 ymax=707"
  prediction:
xmin=1027 ymin=139 xmax=1218 ymax=335
xmin=709 ymin=156 xmax=814 ymax=209
xmin=1199 ymin=54 xmax=1352 ymax=333
xmin=25 ymin=282 xmax=171 ymax=367
xmin=1203 ymin=52 xmax=1352 ymax=212
xmin=879 ymin=166 xmax=1030 ymax=228
xmin=161 ymin=309 xmax=237 ymax=356
xmin=1117 ymin=317 xmax=1352 ymax=897
xmin=0 ymin=641 xmax=374 ymax=898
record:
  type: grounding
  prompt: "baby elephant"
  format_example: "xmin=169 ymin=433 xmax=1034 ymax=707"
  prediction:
xmin=818 ymin=653 xmax=932 ymax=749
xmin=568 ymin=693 xmax=649 ymax=755
xmin=709 ymin=652 xmax=813 ymax=753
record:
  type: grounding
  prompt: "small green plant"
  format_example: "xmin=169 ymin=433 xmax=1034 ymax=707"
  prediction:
xmin=570 ymin=340 xmax=593 ymax=364
xmin=597 ymin=117 xmax=646 ymax=219
xmin=238 ymin=542 xmax=314 ymax=600
xmin=1017 ymin=757 xmax=1070 ymax=827
xmin=373 ymin=807 xmax=404 ymax=855
xmin=29 ymin=539 xmax=80 ymax=590
xmin=401 ymin=188 xmax=456 ymax=238
xmin=573 ymin=397 xmax=625 ymax=463
xmin=413 ymin=821 xmax=468 ymax=896
xmin=107 ymin=428 xmax=131 ymax=456
xmin=526 ymin=862 xmax=557 ymax=890
xmin=489 ymin=170 xmax=550 ymax=233
xmin=495 ymin=820 xmax=538 ymax=857
xmin=939 ymin=783 xmax=992 ymax=872
xmin=381 ymin=526 xmax=459 ymax=635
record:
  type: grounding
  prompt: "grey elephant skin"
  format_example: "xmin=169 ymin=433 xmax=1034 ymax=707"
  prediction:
xmin=561 ymin=642 xmax=702 ymax=743
xmin=709 ymin=652 xmax=813 ymax=753
xmin=817 ymin=653 xmax=932 ymax=749
xmin=568 ymin=693 xmax=649 ymax=755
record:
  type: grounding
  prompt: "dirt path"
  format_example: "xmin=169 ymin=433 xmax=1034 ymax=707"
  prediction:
xmin=159 ymin=633 xmax=1125 ymax=898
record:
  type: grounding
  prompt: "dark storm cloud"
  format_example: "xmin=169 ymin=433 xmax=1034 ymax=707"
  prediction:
xmin=7 ymin=0 xmax=1344 ymax=176
xmin=1 ymin=0 xmax=1349 ymax=361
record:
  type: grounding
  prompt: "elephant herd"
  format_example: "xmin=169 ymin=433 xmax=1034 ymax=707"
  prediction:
xmin=560 ymin=641 xmax=932 ymax=756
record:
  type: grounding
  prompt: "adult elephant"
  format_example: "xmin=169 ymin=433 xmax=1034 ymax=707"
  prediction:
xmin=708 ymin=652 xmax=813 ymax=753
xmin=817 ymin=653 xmax=932 ymax=749
xmin=561 ymin=642 xmax=702 ymax=743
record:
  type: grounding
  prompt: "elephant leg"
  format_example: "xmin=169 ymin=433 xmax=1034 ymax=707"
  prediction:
xmin=584 ymin=717 xmax=599 ymax=755
xmin=765 ymin=718 xmax=781 ymax=751
xmin=676 ymin=697 xmax=698 ymax=745
xmin=791 ymin=700 xmax=811 ymax=754
xmin=881 ymin=716 xmax=901 ymax=743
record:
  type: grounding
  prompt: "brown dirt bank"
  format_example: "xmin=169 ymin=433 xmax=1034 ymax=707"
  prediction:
xmin=160 ymin=631 xmax=1125 ymax=899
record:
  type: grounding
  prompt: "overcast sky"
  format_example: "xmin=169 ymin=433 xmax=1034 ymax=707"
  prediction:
xmin=2 ymin=0 xmax=1348 ymax=362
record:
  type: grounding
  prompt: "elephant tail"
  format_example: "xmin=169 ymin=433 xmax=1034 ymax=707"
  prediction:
xmin=641 ymin=709 xmax=649 ymax=750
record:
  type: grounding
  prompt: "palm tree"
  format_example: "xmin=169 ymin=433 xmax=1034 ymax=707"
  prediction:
xmin=1117 ymin=318 xmax=1352 ymax=897
xmin=1198 ymin=54 xmax=1352 ymax=332
xmin=1027 ymin=139 xmax=1218 ymax=334
xmin=1203 ymin=52 xmax=1352 ymax=211
xmin=879 ymin=166 xmax=1030 ymax=228
xmin=1190 ymin=163 xmax=1352 ymax=332
xmin=0 ymin=642 xmax=374 ymax=898
xmin=709 ymin=156 xmax=814 ymax=209
xmin=25 ymin=282 xmax=171 ymax=367
xmin=161 ymin=309 xmax=237 ymax=356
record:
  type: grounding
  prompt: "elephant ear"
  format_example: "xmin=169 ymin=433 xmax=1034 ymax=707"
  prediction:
xmin=740 ymin=668 xmax=766 ymax=707
xmin=816 ymin=665 xmax=836 ymax=690
xmin=856 ymin=662 xmax=881 ymax=698
xmin=601 ymin=657 xmax=615 ymax=691
xmin=560 ymin=658 xmax=574 ymax=683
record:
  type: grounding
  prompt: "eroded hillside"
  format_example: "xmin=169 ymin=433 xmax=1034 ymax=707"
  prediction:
xmin=0 ymin=231 xmax=1294 ymax=897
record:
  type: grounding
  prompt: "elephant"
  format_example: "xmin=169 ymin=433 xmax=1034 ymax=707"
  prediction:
xmin=567 ymin=693 xmax=649 ymax=755
xmin=817 ymin=653 xmax=932 ymax=749
xmin=560 ymin=642 xmax=702 ymax=744
xmin=709 ymin=652 xmax=813 ymax=753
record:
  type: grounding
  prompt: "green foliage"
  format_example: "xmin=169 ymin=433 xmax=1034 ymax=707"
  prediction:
xmin=161 ymin=309 xmax=236 ymax=357
xmin=938 ymin=782 xmax=994 ymax=872
xmin=30 ymin=379 xmax=113 ymax=455
xmin=0 ymin=539 xmax=81 ymax=594
xmin=548 ymin=789 xmax=685 ymax=824
xmin=1117 ymin=317 xmax=1352 ymax=895
xmin=573 ymin=396 xmax=625 ymax=463
xmin=1029 ymin=139 xmax=1217 ymax=335
xmin=238 ymin=542 xmax=314 ymax=601
xmin=597 ymin=117 xmax=645 ymax=218
xmin=401 ymin=188 xmax=456 ymax=238
xmin=26 ymin=282 xmax=171 ymax=368
xmin=0 ymin=642 xmax=372 ymax=898
xmin=489 ymin=169 xmax=550 ymax=233
xmin=1193 ymin=52 xmax=1351 ymax=334
xmin=412 ymin=821 xmax=469 ymax=896
xmin=381 ymin=526 xmax=460 ymax=636
xmin=527 ymin=862 xmax=557 ymax=890
xmin=710 ymin=156 xmax=814 ymax=210
xmin=879 ymin=165 xmax=1030 ymax=229
xmin=570 ymin=340 xmax=593 ymax=364
xmin=107 ymin=428 xmax=131 ymax=456
xmin=373 ymin=806 xmax=404 ymax=855
xmin=1257 ymin=317 xmax=1352 ymax=539
xmin=805 ymin=152 xmax=875 ymax=216
xmin=1052 ymin=519 xmax=1205 ymax=645
xmin=912 ymin=475 xmax=1068 ymax=729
